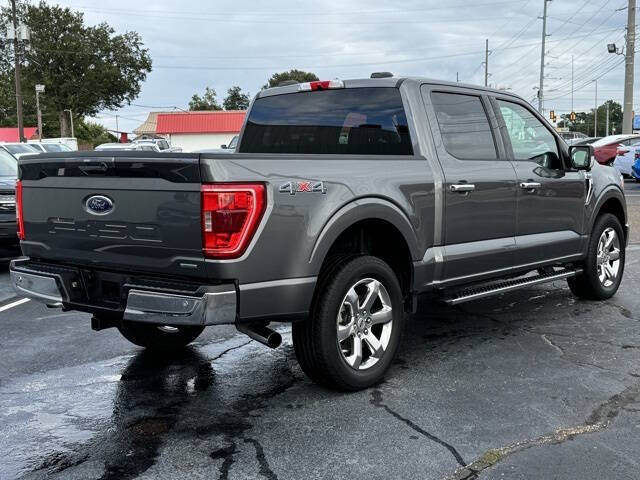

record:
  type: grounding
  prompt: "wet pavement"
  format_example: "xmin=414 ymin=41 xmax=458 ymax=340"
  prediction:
xmin=1 ymin=247 xmax=640 ymax=479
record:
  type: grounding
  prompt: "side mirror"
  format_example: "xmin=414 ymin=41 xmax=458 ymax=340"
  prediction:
xmin=221 ymin=144 xmax=227 ymax=149
xmin=569 ymin=145 xmax=594 ymax=171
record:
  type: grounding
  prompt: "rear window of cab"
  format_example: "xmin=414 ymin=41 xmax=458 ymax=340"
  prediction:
xmin=239 ymin=87 xmax=413 ymax=155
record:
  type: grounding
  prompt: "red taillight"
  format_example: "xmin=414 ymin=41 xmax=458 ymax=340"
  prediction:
xmin=298 ymin=80 xmax=345 ymax=92
xmin=16 ymin=180 xmax=25 ymax=240
xmin=201 ymin=183 xmax=265 ymax=259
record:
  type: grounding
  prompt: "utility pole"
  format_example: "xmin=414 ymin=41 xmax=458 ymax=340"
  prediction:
xmin=115 ymin=115 xmax=119 ymax=141
xmin=10 ymin=0 xmax=24 ymax=142
xmin=538 ymin=0 xmax=551 ymax=113
xmin=484 ymin=39 xmax=489 ymax=87
xmin=571 ymin=55 xmax=574 ymax=114
xmin=606 ymin=101 xmax=610 ymax=136
xmin=35 ymin=84 xmax=44 ymax=141
xmin=623 ymin=0 xmax=636 ymax=133
xmin=594 ymin=80 xmax=598 ymax=137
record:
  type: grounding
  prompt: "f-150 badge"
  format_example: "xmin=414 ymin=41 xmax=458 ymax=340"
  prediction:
xmin=279 ymin=181 xmax=327 ymax=195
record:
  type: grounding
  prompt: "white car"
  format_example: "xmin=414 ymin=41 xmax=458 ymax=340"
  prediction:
xmin=0 ymin=142 xmax=40 ymax=159
xmin=28 ymin=142 xmax=73 ymax=153
xmin=613 ymin=141 xmax=640 ymax=177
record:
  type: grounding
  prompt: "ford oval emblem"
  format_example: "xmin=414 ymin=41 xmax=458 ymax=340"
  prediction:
xmin=85 ymin=195 xmax=114 ymax=215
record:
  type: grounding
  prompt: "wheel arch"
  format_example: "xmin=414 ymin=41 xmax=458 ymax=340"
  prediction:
xmin=309 ymin=198 xmax=420 ymax=305
xmin=590 ymin=188 xmax=628 ymax=243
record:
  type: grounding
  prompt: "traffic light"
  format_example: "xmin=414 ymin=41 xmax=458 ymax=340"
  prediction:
xmin=570 ymin=111 xmax=576 ymax=122
xmin=549 ymin=110 xmax=556 ymax=122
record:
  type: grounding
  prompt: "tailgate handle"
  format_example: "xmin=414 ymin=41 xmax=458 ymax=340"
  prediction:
xmin=79 ymin=163 xmax=109 ymax=174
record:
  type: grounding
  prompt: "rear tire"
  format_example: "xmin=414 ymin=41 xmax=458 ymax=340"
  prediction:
xmin=293 ymin=255 xmax=405 ymax=391
xmin=568 ymin=213 xmax=625 ymax=300
xmin=118 ymin=322 xmax=204 ymax=351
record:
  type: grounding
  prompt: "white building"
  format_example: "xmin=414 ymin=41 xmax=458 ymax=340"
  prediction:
xmin=153 ymin=111 xmax=246 ymax=151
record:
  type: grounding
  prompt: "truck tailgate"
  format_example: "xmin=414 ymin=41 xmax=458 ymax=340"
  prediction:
xmin=19 ymin=153 xmax=208 ymax=279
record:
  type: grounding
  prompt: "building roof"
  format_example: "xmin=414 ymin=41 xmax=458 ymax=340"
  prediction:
xmin=133 ymin=112 xmax=166 ymax=136
xmin=156 ymin=111 xmax=246 ymax=135
xmin=0 ymin=127 xmax=38 ymax=142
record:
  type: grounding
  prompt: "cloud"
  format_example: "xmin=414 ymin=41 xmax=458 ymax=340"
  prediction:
xmin=56 ymin=0 xmax=634 ymax=134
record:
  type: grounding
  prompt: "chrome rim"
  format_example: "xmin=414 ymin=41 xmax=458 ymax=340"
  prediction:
xmin=597 ymin=227 xmax=621 ymax=288
xmin=336 ymin=278 xmax=394 ymax=371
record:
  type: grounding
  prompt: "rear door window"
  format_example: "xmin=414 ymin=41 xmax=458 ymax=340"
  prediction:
xmin=240 ymin=87 xmax=412 ymax=155
xmin=430 ymin=92 xmax=497 ymax=160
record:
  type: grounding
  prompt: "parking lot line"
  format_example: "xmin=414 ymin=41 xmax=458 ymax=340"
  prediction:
xmin=0 ymin=298 xmax=30 ymax=312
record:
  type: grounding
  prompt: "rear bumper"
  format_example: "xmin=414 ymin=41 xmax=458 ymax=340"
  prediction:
xmin=9 ymin=258 xmax=316 ymax=325
xmin=10 ymin=259 xmax=236 ymax=326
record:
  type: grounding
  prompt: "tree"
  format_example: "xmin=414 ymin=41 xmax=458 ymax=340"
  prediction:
xmin=557 ymin=100 xmax=622 ymax=137
xmin=1 ymin=2 xmax=152 ymax=137
xmin=189 ymin=87 xmax=222 ymax=111
xmin=223 ymin=86 xmax=250 ymax=110
xmin=263 ymin=69 xmax=319 ymax=89
xmin=75 ymin=119 xmax=116 ymax=148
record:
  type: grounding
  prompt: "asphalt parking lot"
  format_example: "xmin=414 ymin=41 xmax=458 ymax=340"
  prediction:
xmin=1 ymin=185 xmax=640 ymax=480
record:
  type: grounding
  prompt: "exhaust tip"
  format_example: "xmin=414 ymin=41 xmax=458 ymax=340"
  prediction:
xmin=266 ymin=331 xmax=282 ymax=349
xmin=237 ymin=323 xmax=282 ymax=349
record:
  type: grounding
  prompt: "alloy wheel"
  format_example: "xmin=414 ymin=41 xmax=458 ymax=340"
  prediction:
xmin=336 ymin=278 xmax=394 ymax=370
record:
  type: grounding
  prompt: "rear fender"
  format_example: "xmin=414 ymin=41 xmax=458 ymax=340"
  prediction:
xmin=309 ymin=197 xmax=420 ymax=272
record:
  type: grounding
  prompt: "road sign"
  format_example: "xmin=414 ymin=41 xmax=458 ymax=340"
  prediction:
xmin=633 ymin=114 xmax=640 ymax=131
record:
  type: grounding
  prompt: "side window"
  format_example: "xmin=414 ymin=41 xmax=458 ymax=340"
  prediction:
xmin=497 ymin=100 xmax=560 ymax=167
xmin=431 ymin=92 xmax=497 ymax=160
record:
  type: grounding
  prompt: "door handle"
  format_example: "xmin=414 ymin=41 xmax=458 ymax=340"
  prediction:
xmin=450 ymin=184 xmax=476 ymax=193
xmin=520 ymin=182 xmax=541 ymax=190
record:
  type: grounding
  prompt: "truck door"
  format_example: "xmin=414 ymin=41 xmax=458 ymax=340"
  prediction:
xmin=492 ymin=97 xmax=585 ymax=267
xmin=421 ymin=86 xmax=518 ymax=285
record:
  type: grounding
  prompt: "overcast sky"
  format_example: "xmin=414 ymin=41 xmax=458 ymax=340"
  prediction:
xmin=51 ymin=0 xmax=635 ymax=134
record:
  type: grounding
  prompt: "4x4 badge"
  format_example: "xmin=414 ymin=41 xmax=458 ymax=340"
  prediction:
xmin=279 ymin=181 xmax=327 ymax=195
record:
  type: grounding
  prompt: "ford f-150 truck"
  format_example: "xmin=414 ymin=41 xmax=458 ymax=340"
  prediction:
xmin=10 ymin=76 xmax=628 ymax=390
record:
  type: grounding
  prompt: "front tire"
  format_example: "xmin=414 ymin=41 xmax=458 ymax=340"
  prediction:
xmin=568 ymin=213 xmax=625 ymax=300
xmin=293 ymin=256 xmax=405 ymax=391
xmin=118 ymin=322 xmax=204 ymax=351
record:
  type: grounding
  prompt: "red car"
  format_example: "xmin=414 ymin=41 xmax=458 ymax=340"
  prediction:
xmin=592 ymin=134 xmax=640 ymax=165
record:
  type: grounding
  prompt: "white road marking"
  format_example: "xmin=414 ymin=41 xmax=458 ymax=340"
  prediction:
xmin=0 ymin=298 xmax=30 ymax=312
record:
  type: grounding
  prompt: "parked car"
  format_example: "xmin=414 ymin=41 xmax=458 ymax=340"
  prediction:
xmin=132 ymin=138 xmax=181 ymax=152
xmin=592 ymin=134 xmax=640 ymax=165
xmin=0 ymin=148 xmax=17 ymax=244
xmin=613 ymin=141 xmax=640 ymax=177
xmin=95 ymin=143 xmax=161 ymax=152
xmin=222 ymin=135 xmax=239 ymax=151
xmin=28 ymin=142 xmax=73 ymax=153
xmin=558 ymin=131 xmax=588 ymax=143
xmin=28 ymin=137 xmax=78 ymax=151
xmin=0 ymin=142 xmax=40 ymax=159
xmin=11 ymin=77 xmax=627 ymax=391
xmin=567 ymin=136 xmax=601 ymax=146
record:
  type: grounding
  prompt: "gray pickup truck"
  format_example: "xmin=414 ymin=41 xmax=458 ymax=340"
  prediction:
xmin=10 ymin=76 xmax=628 ymax=390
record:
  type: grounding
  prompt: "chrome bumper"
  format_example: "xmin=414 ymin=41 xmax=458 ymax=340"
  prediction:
xmin=10 ymin=261 xmax=237 ymax=326
xmin=123 ymin=286 xmax=236 ymax=326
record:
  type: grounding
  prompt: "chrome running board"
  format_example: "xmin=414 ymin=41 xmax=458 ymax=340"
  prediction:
xmin=441 ymin=268 xmax=583 ymax=305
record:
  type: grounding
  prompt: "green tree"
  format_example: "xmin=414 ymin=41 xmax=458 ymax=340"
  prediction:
xmin=263 ymin=69 xmax=319 ymax=89
xmin=75 ymin=119 xmax=116 ymax=148
xmin=557 ymin=100 xmax=622 ymax=137
xmin=223 ymin=86 xmax=250 ymax=110
xmin=189 ymin=87 xmax=222 ymax=111
xmin=1 ymin=2 xmax=152 ymax=137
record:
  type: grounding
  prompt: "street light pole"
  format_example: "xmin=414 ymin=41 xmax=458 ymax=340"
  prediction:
xmin=623 ymin=0 xmax=636 ymax=133
xmin=10 ymin=0 xmax=24 ymax=142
